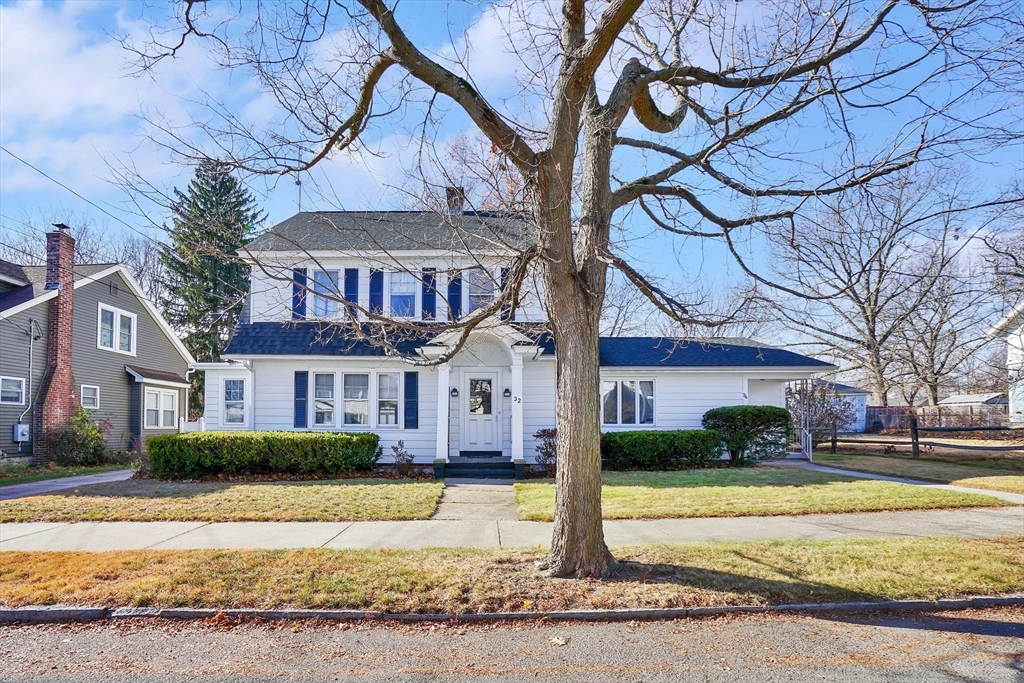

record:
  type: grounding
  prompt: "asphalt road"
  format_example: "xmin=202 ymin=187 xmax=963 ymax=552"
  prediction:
xmin=1 ymin=607 xmax=1022 ymax=682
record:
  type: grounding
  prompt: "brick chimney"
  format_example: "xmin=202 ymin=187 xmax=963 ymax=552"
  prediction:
xmin=445 ymin=186 xmax=465 ymax=215
xmin=35 ymin=225 xmax=78 ymax=460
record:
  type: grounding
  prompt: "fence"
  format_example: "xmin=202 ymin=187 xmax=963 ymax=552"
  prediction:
xmin=866 ymin=405 xmax=1008 ymax=432
xmin=178 ymin=417 xmax=206 ymax=433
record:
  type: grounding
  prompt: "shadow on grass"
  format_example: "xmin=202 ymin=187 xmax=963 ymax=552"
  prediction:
xmin=520 ymin=468 xmax=863 ymax=490
xmin=32 ymin=477 xmax=425 ymax=500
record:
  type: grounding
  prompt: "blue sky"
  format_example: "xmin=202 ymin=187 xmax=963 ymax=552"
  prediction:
xmin=1 ymin=0 xmax=1019 ymax=307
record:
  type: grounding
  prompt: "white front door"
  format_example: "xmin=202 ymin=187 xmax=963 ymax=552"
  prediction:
xmin=463 ymin=371 xmax=499 ymax=451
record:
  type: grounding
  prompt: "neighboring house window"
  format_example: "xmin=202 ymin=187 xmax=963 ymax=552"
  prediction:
xmin=377 ymin=373 xmax=400 ymax=426
xmin=81 ymin=385 xmax=100 ymax=409
xmin=97 ymin=304 xmax=136 ymax=355
xmin=312 ymin=270 xmax=340 ymax=317
xmin=389 ymin=271 xmax=417 ymax=317
xmin=601 ymin=379 xmax=654 ymax=425
xmin=343 ymin=374 xmax=369 ymax=425
xmin=145 ymin=388 xmax=178 ymax=429
xmin=465 ymin=269 xmax=494 ymax=313
xmin=0 ymin=376 xmax=25 ymax=405
xmin=314 ymin=373 xmax=335 ymax=426
xmin=223 ymin=379 xmax=245 ymax=425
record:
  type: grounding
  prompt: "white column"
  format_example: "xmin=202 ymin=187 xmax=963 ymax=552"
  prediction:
xmin=436 ymin=362 xmax=450 ymax=461
xmin=511 ymin=354 xmax=524 ymax=461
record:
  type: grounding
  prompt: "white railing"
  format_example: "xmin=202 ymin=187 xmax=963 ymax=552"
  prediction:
xmin=178 ymin=417 xmax=206 ymax=433
xmin=801 ymin=428 xmax=813 ymax=462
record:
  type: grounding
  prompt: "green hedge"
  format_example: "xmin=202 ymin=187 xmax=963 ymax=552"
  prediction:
xmin=601 ymin=429 xmax=723 ymax=471
xmin=702 ymin=405 xmax=792 ymax=464
xmin=147 ymin=431 xmax=382 ymax=479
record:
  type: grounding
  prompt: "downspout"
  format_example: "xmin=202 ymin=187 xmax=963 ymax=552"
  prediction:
xmin=17 ymin=319 xmax=43 ymax=453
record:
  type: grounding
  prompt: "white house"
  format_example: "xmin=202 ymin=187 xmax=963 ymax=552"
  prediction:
xmin=195 ymin=210 xmax=837 ymax=466
xmin=811 ymin=380 xmax=871 ymax=432
xmin=988 ymin=301 xmax=1024 ymax=424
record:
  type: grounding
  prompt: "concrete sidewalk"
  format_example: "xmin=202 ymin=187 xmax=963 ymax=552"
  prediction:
xmin=1 ymin=507 xmax=1020 ymax=551
xmin=770 ymin=461 xmax=1024 ymax=505
xmin=0 ymin=470 xmax=134 ymax=501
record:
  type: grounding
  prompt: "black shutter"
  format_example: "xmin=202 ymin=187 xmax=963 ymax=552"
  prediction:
xmin=404 ymin=371 xmax=419 ymax=429
xmin=291 ymin=268 xmax=307 ymax=320
xmin=499 ymin=267 xmax=513 ymax=321
xmin=369 ymin=269 xmax=384 ymax=313
xmin=343 ymin=268 xmax=359 ymax=316
xmin=294 ymin=371 xmax=308 ymax=428
xmin=448 ymin=272 xmax=462 ymax=321
xmin=421 ymin=268 xmax=436 ymax=320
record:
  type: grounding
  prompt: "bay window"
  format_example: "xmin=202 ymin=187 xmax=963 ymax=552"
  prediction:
xmin=601 ymin=379 xmax=655 ymax=426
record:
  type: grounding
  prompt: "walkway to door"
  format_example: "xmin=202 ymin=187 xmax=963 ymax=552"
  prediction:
xmin=432 ymin=481 xmax=517 ymax=520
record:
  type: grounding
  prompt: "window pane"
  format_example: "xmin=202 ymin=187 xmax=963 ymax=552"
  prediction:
xmin=639 ymin=381 xmax=654 ymax=424
xmin=601 ymin=380 xmax=618 ymax=424
xmin=314 ymin=374 xmax=334 ymax=425
xmin=378 ymin=373 xmax=399 ymax=399
xmin=314 ymin=374 xmax=335 ymax=398
xmin=118 ymin=314 xmax=133 ymax=352
xmin=344 ymin=400 xmax=368 ymax=425
xmin=378 ymin=400 xmax=398 ymax=425
xmin=224 ymin=402 xmax=245 ymax=424
xmin=620 ymin=381 xmax=636 ymax=425
xmin=344 ymin=374 xmax=369 ymax=399
xmin=100 ymin=309 xmax=114 ymax=348
xmin=1 ymin=378 xmax=23 ymax=403
xmin=389 ymin=272 xmax=416 ymax=317
xmin=145 ymin=391 xmax=159 ymax=427
xmin=466 ymin=269 xmax=494 ymax=312
xmin=469 ymin=378 xmax=492 ymax=415
xmin=81 ymin=386 xmax=98 ymax=408
xmin=224 ymin=380 xmax=244 ymax=402
xmin=162 ymin=392 xmax=176 ymax=427
xmin=313 ymin=270 xmax=339 ymax=317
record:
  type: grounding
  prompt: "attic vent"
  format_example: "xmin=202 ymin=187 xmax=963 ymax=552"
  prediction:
xmin=109 ymin=281 xmax=119 ymax=296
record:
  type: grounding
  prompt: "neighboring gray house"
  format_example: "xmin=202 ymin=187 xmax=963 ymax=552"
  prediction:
xmin=937 ymin=393 xmax=1009 ymax=407
xmin=0 ymin=227 xmax=194 ymax=461
xmin=811 ymin=380 xmax=871 ymax=432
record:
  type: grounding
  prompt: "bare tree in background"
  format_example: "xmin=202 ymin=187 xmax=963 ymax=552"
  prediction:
xmin=127 ymin=0 xmax=1023 ymax=577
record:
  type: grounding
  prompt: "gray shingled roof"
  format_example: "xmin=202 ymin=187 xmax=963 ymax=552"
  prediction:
xmin=0 ymin=259 xmax=29 ymax=285
xmin=247 ymin=211 xmax=533 ymax=253
xmin=0 ymin=263 xmax=117 ymax=313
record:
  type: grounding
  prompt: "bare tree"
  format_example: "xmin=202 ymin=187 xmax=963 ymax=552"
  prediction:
xmin=128 ymin=0 xmax=1023 ymax=577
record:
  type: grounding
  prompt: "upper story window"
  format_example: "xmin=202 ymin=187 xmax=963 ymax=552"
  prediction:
xmin=602 ymin=379 xmax=655 ymax=426
xmin=0 ymin=376 xmax=25 ymax=405
xmin=466 ymin=268 xmax=494 ymax=313
xmin=312 ymin=270 xmax=339 ymax=317
xmin=98 ymin=304 xmax=136 ymax=355
xmin=389 ymin=271 xmax=417 ymax=317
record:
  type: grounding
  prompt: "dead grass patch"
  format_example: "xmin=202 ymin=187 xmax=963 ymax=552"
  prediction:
xmin=0 ymin=479 xmax=444 ymax=522
xmin=514 ymin=468 xmax=1010 ymax=521
xmin=0 ymin=536 xmax=1021 ymax=612
xmin=815 ymin=454 xmax=1024 ymax=494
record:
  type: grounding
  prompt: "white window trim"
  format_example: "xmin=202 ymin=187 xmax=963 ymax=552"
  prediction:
xmin=81 ymin=384 xmax=100 ymax=409
xmin=464 ymin=267 xmax=496 ymax=314
xmin=222 ymin=378 xmax=247 ymax=427
xmin=601 ymin=378 xmax=656 ymax=427
xmin=304 ymin=369 xmax=402 ymax=431
xmin=386 ymin=270 xmax=420 ymax=320
xmin=0 ymin=376 xmax=26 ymax=405
xmin=97 ymin=302 xmax=137 ymax=356
xmin=144 ymin=387 xmax=178 ymax=430
xmin=311 ymin=269 xmax=341 ymax=319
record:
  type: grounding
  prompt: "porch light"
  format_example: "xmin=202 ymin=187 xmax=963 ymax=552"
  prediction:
xmin=450 ymin=387 xmax=459 ymax=397
xmin=503 ymin=388 xmax=512 ymax=398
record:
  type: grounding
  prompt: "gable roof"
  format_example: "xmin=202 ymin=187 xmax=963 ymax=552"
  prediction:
xmin=989 ymin=301 xmax=1024 ymax=338
xmin=246 ymin=211 xmax=533 ymax=253
xmin=0 ymin=259 xmax=29 ymax=286
xmin=811 ymin=379 xmax=872 ymax=395
xmin=221 ymin=323 xmax=832 ymax=369
xmin=937 ymin=392 xmax=1008 ymax=405
xmin=0 ymin=262 xmax=118 ymax=313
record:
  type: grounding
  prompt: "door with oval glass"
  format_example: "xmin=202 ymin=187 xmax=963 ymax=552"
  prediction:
xmin=463 ymin=371 xmax=499 ymax=452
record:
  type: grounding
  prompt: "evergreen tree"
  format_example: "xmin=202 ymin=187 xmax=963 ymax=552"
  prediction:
xmin=160 ymin=161 xmax=265 ymax=416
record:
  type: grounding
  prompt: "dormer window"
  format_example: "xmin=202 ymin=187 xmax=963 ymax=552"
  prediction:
xmin=389 ymin=271 xmax=417 ymax=317
xmin=312 ymin=270 xmax=340 ymax=317
xmin=466 ymin=269 xmax=495 ymax=313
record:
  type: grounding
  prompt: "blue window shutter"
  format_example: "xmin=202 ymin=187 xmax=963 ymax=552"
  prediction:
xmin=421 ymin=268 xmax=436 ymax=320
xmin=448 ymin=273 xmax=462 ymax=320
xmin=343 ymin=268 xmax=359 ymax=317
xmin=369 ymin=269 xmax=384 ymax=314
xmin=404 ymin=372 xmax=418 ymax=429
xmin=499 ymin=267 xmax=513 ymax=321
xmin=294 ymin=371 xmax=308 ymax=429
xmin=291 ymin=268 xmax=307 ymax=320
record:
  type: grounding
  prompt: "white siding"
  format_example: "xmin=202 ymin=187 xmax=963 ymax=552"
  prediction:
xmin=600 ymin=370 xmax=747 ymax=431
xmin=1009 ymin=325 xmax=1024 ymax=423
xmin=746 ymin=378 xmax=786 ymax=407
xmin=522 ymin=361 xmax=557 ymax=459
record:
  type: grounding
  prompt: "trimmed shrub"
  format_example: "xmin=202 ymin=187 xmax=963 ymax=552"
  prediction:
xmin=701 ymin=405 xmax=792 ymax=464
xmin=601 ymin=429 xmax=723 ymax=471
xmin=533 ymin=428 xmax=558 ymax=475
xmin=49 ymin=409 xmax=117 ymax=466
xmin=147 ymin=431 xmax=382 ymax=479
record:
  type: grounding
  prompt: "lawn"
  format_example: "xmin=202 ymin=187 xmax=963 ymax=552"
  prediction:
xmin=0 ymin=464 xmax=128 ymax=488
xmin=1 ymin=536 xmax=1020 ymax=612
xmin=0 ymin=479 xmax=444 ymax=522
xmin=815 ymin=454 xmax=1024 ymax=495
xmin=514 ymin=468 xmax=1010 ymax=521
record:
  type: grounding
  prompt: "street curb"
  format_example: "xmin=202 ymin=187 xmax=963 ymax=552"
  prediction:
xmin=2 ymin=595 xmax=1023 ymax=624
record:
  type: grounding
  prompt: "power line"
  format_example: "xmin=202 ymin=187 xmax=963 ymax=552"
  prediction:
xmin=0 ymin=241 xmax=39 ymax=261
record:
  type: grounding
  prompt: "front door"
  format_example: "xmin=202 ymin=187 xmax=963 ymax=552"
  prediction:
xmin=463 ymin=372 xmax=499 ymax=451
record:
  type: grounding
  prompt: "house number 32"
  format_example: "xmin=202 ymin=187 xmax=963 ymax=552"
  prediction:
xmin=513 ymin=396 xmax=522 ymax=403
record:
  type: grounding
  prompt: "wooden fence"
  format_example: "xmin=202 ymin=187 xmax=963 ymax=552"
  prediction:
xmin=865 ymin=405 xmax=1008 ymax=432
